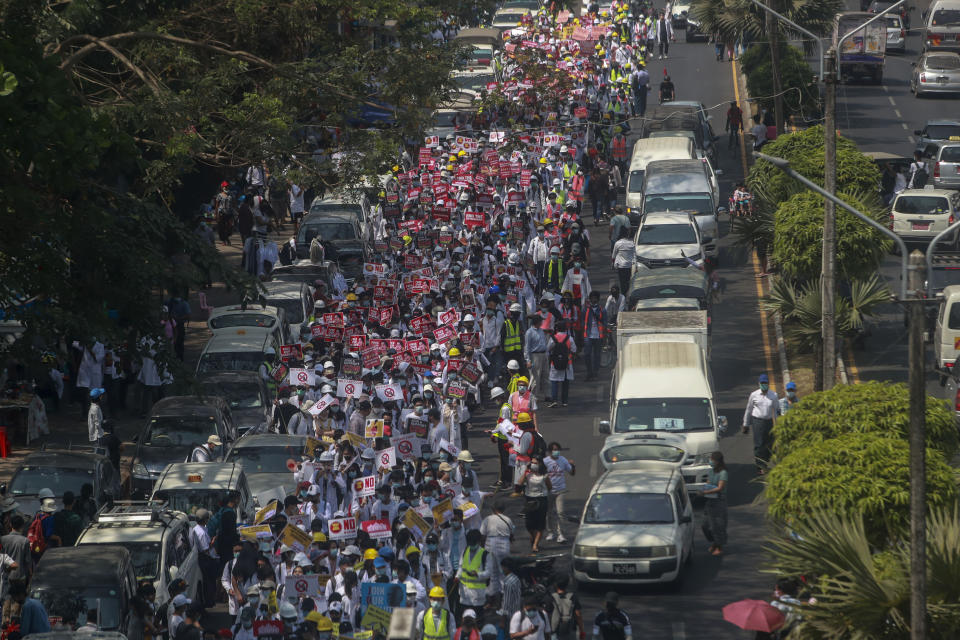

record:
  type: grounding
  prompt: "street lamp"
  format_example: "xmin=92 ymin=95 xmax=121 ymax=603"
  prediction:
xmin=755 ymin=149 xmax=928 ymax=640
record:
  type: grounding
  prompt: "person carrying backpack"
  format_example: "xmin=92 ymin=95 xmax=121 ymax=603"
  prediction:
xmin=908 ymin=151 xmax=929 ymax=189
xmin=29 ymin=491 xmax=60 ymax=561
xmin=548 ymin=576 xmax=585 ymax=640
xmin=548 ymin=324 xmax=577 ymax=408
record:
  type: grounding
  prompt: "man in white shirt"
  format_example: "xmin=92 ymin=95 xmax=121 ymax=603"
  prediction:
xmin=190 ymin=509 xmax=218 ymax=607
xmin=544 ymin=442 xmax=575 ymax=544
xmin=479 ymin=500 xmax=514 ymax=592
xmin=742 ymin=373 xmax=779 ymax=473
xmin=509 ymin=597 xmax=551 ymax=640
xmin=288 ymin=181 xmax=305 ymax=225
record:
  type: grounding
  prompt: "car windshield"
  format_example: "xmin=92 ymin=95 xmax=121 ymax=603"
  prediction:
xmin=603 ymin=444 xmax=686 ymax=464
xmin=209 ymin=313 xmax=276 ymax=331
xmin=503 ymin=0 xmax=538 ymax=8
xmin=266 ymin=298 xmax=303 ymax=324
xmin=300 ymin=222 xmax=357 ymax=242
xmin=927 ymin=55 xmax=960 ymax=70
xmin=227 ymin=445 xmax=304 ymax=473
xmin=628 ymin=170 xmax=645 ymax=193
xmin=886 ymin=15 xmax=902 ymax=28
xmin=152 ymin=489 xmax=225 ymax=515
xmin=197 ymin=351 xmax=265 ymax=374
xmin=81 ymin=541 xmax=161 ymax=581
xmin=145 ymin=416 xmax=216 ymax=447
xmin=893 ymin=196 xmax=950 ymax=214
xmin=200 ymin=381 xmax=262 ymax=410
xmin=942 ymin=146 xmax=960 ymax=162
xmin=614 ymin=398 xmax=713 ymax=432
xmin=455 ymin=73 xmax=495 ymax=92
xmin=926 ymin=125 xmax=960 ymax=141
xmin=308 ymin=202 xmax=363 ymax=221
xmin=932 ymin=9 xmax=960 ymax=26
xmin=637 ymin=223 xmax=697 ymax=245
xmin=9 ymin=467 xmax=94 ymax=496
xmin=584 ymin=493 xmax=675 ymax=524
xmin=468 ymin=47 xmax=494 ymax=65
xmin=645 ymin=194 xmax=713 ymax=215
xmin=31 ymin=588 xmax=122 ymax=630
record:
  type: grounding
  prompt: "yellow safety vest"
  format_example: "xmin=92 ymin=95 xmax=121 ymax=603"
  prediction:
xmin=494 ymin=401 xmax=512 ymax=438
xmin=547 ymin=259 xmax=564 ymax=286
xmin=563 ymin=163 xmax=578 ymax=181
xmin=504 ymin=319 xmax=522 ymax=353
xmin=459 ymin=548 xmax=487 ymax=590
xmin=423 ymin=610 xmax=451 ymax=640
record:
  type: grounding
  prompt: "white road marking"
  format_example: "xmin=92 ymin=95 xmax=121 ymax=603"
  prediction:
xmin=595 ymin=383 xmax=606 ymax=402
xmin=894 ymin=109 xmax=902 ymax=118
xmin=882 ymin=85 xmax=889 ymax=93
xmin=590 ymin=455 xmax=599 ymax=477
xmin=592 ymin=416 xmax=601 ymax=437
xmin=902 ymin=123 xmax=909 ymax=130
xmin=909 ymin=136 xmax=916 ymax=143
xmin=672 ymin=622 xmax=687 ymax=640
xmin=888 ymin=96 xmax=896 ymax=105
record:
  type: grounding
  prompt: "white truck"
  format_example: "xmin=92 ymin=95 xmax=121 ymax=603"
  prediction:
xmin=834 ymin=11 xmax=887 ymax=84
xmin=601 ymin=311 xmax=723 ymax=493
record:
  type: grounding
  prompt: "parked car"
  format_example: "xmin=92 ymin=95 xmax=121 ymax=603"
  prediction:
xmin=129 ymin=396 xmax=238 ymax=499
xmin=76 ymin=503 xmax=199 ymax=609
xmin=306 ymin=190 xmax=374 ymax=243
xmin=197 ymin=370 xmax=273 ymax=436
xmin=885 ymin=14 xmax=906 ymax=53
xmin=919 ymin=140 xmax=960 ymax=189
xmin=633 ymin=212 xmax=705 ymax=270
xmin=30 ymin=546 xmax=137 ymax=632
xmin=910 ymin=52 xmax=960 ymax=96
xmin=225 ymin=433 xmax=308 ymax=498
xmin=888 ymin=188 xmax=960 ymax=247
xmin=4 ymin=446 xmax=119 ymax=515
xmin=259 ymin=281 xmax=313 ymax=341
xmin=295 ymin=211 xmax=367 ymax=281
xmin=685 ymin=16 xmax=710 ymax=42
xmin=914 ymin=119 xmax=960 ymax=155
xmin=150 ymin=462 xmax=256 ymax=521
xmin=572 ymin=464 xmax=694 ymax=585
xmin=207 ymin=304 xmax=287 ymax=347
xmin=195 ymin=328 xmax=280 ymax=376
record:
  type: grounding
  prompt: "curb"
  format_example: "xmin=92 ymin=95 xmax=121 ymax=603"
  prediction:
xmin=736 ymin=63 xmax=793 ymax=390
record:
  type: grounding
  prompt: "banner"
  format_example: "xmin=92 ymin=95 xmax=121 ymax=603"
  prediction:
xmin=360 ymin=518 xmax=393 ymax=540
xmin=375 ymin=383 xmax=403 ymax=402
xmin=327 ymin=516 xmax=358 ymax=540
xmin=337 ymin=379 xmax=364 ymax=399
xmin=390 ymin=434 xmax=423 ymax=460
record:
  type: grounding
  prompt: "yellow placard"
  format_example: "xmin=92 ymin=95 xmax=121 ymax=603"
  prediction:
xmin=361 ymin=604 xmax=392 ymax=633
xmin=254 ymin=500 xmax=279 ymax=524
xmin=364 ymin=418 xmax=385 ymax=439
xmin=403 ymin=507 xmax=431 ymax=540
xmin=280 ymin=523 xmax=313 ymax=552
xmin=354 ymin=632 xmax=373 ymax=640
xmin=343 ymin=431 xmax=366 ymax=448
xmin=305 ymin=437 xmax=322 ymax=458
xmin=238 ymin=524 xmax=272 ymax=541
xmin=432 ymin=498 xmax=454 ymax=525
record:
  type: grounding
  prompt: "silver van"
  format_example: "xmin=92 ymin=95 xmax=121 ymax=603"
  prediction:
xmin=640 ymin=159 xmax=724 ymax=259
xmin=924 ymin=0 xmax=960 ymax=53
xmin=260 ymin=281 xmax=313 ymax=341
xmin=625 ymin=138 xmax=697 ymax=226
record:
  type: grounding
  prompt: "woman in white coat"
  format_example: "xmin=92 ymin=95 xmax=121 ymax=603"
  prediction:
xmin=547 ymin=324 xmax=577 ymax=408
xmin=73 ymin=340 xmax=104 ymax=417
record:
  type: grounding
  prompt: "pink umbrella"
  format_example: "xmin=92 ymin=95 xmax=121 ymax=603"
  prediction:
xmin=722 ymin=599 xmax=786 ymax=633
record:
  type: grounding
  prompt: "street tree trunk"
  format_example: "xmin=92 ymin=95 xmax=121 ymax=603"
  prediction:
xmin=766 ymin=6 xmax=785 ymax=134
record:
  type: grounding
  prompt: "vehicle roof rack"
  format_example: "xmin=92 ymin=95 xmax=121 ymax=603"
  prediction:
xmin=38 ymin=442 xmax=107 ymax=456
xmin=94 ymin=500 xmax=174 ymax=524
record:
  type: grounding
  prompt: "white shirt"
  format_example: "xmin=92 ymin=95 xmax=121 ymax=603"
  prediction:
xmin=743 ymin=388 xmax=779 ymax=426
xmin=289 ymin=184 xmax=304 ymax=214
xmin=544 ymin=455 xmax=573 ymax=492
xmin=612 ymin=238 xmax=636 ymax=269
xmin=510 ymin=609 xmax=551 ymax=640
xmin=87 ymin=403 xmax=104 ymax=443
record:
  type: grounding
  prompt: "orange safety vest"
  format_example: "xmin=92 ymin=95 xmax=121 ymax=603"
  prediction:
xmin=568 ymin=174 xmax=584 ymax=202
xmin=510 ymin=391 xmax=533 ymax=419
xmin=560 ymin=305 xmax=580 ymax=335
xmin=582 ymin=305 xmax=607 ymax=339
xmin=537 ymin=309 xmax=555 ymax=332
xmin=611 ymin=136 xmax=627 ymax=160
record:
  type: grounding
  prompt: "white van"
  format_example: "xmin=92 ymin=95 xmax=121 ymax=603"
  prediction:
xmin=196 ymin=328 xmax=280 ymax=375
xmin=924 ymin=0 xmax=960 ymax=53
xmin=150 ymin=462 xmax=256 ymax=523
xmin=625 ymin=138 xmax=697 ymax=225
xmin=935 ymin=284 xmax=960 ymax=369
xmin=600 ymin=334 xmax=720 ymax=492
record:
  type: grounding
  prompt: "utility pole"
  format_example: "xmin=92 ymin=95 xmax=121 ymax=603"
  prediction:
xmin=766 ymin=6 xmax=785 ymax=135
xmin=821 ymin=48 xmax=837 ymax=390
xmin=907 ymin=249 xmax=927 ymax=640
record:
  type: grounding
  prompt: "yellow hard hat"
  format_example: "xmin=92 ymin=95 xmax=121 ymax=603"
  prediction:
xmin=516 ymin=412 xmax=532 ymax=423
xmin=448 ymin=347 xmax=461 ymax=357
xmin=458 ymin=150 xmax=467 ymax=158
xmin=313 ymin=532 xmax=327 ymax=542
xmin=598 ymin=48 xmax=605 ymax=56
xmin=446 ymin=164 xmax=455 ymax=171
xmin=305 ymin=613 xmax=333 ymax=631
xmin=543 ymin=218 xmax=553 ymax=225
xmin=624 ymin=62 xmax=631 ymax=69
xmin=595 ymin=44 xmax=602 ymax=50
xmin=364 ymin=548 xmax=378 ymax=560
xmin=429 ymin=586 xmax=446 ymax=599
xmin=392 ymin=165 xmax=400 ymax=173
xmin=539 ymin=157 xmax=548 ymax=165
xmin=516 ymin=376 xmax=529 ymax=385
xmin=346 ymin=293 xmax=358 ymax=302
xmin=403 ymin=235 xmax=413 ymax=244
xmin=406 ymin=545 xmax=421 ymax=557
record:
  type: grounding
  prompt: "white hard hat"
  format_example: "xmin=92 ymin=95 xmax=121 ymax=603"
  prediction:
xmin=321 ymin=384 xmax=334 ymax=394
xmin=560 ymin=145 xmax=568 ymax=153
xmin=264 ymin=347 xmax=276 ymax=356
xmin=463 ymin=314 xmax=475 ymax=322
xmin=319 ymin=450 xmax=335 ymax=462
xmin=509 ymin=303 xmax=522 ymax=312
xmin=508 ymin=253 xmax=520 ymax=265
xmin=490 ymin=386 xmax=506 ymax=398
xmin=430 ymin=343 xmax=440 ymax=350
xmin=507 ymin=359 xmax=520 ymax=370
xmin=323 ymin=360 xmax=335 ymax=369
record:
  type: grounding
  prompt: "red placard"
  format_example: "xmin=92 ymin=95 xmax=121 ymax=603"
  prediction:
xmin=404 ymin=255 xmax=422 ymax=270
xmin=348 ymin=334 xmax=367 ymax=351
xmin=387 ymin=338 xmax=405 ymax=352
xmin=446 ymin=358 xmax=463 ymax=373
xmin=361 ymin=518 xmax=393 ymax=540
xmin=459 ymin=332 xmax=480 ymax=347
xmin=322 ymin=313 xmax=344 ymax=328
xmin=434 ymin=325 xmax=456 ymax=344
xmin=279 ymin=344 xmax=302 ymax=362
xmin=361 ymin=347 xmax=380 ymax=369
xmin=310 ymin=324 xmax=324 ymax=338
xmin=438 ymin=308 xmax=460 ymax=327
xmin=464 ymin=210 xmax=485 ymax=228
xmin=378 ymin=307 xmax=393 ymax=324
xmin=374 ymin=285 xmax=394 ymax=302
xmin=409 ymin=315 xmax=435 ymax=335
xmin=406 ymin=338 xmax=428 ymax=355
xmin=370 ymin=338 xmax=389 ymax=354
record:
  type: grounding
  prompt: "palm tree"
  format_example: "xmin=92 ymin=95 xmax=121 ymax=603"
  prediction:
xmin=690 ymin=0 xmax=841 ymax=132
xmin=765 ymin=509 xmax=960 ymax=638
xmin=764 ymin=274 xmax=889 ymax=389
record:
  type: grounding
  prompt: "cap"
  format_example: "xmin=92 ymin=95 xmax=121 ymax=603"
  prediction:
xmin=373 ymin=556 xmax=388 ymax=568
xmin=207 ymin=434 xmax=222 ymax=446
xmin=758 ymin=374 xmax=769 ymax=384
xmin=172 ymin=594 xmax=192 ymax=608
xmin=786 ymin=381 xmax=797 ymax=390
xmin=457 ymin=450 xmax=474 ymax=463
xmin=89 ymin=388 xmax=105 ymax=399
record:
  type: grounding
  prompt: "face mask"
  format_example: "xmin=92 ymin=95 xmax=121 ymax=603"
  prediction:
xmin=453 ymin=522 xmax=463 ymax=530
xmin=550 ymin=450 xmax=559 ymax=458
xmin=432 ymin=601 xmax=443 ymax=611
xmin=445 ymin=398 xmax=454 ymax=405
xmin=462 ymin=462 xmax=471 ymax=470
xmin=530 ymin=463 xmax=540 ymax=472
xmin=399 ymin=379 xmax=407 ymax=387
xmin=424 ymin=391 xmax=433 ymax=399
xmin=525 ymin=610 xmax=538 ymax=620
xmin=518 ymin=385 xmax=527 ymax=393
xmin=414 ymin=406 xmax=424 ymax=415
xmin=299 ymin=491 xmax=308 ymax=498
xmin=330 ymin=549 xmax=338 ymax=558
xmin=787 ymin=391 xmax=797 ymax=400
xmin=376 ymin=567 xmax=387 ymax=576
xmin=760 ymin=383 xmax=769 ymax=392
xmin=243 ymin=623 xmax=253 ymax=630
xmin=348 ymin=470 xmax=357 ymax=479
xmin=249 ymin=596 xmax=260 ymax=605
xmin=234 ymin=552 xmax=240 ymax=559
xmin=485 ymin=310 xmax=494 ymax=317
xmin=317 ymin=634 xmax=332 ymax=640
xmin=574 ymin=262 xmax=581 ymax=268
xmin=380 ymin=495 xmax=390 ymax=504
xmin=411 ymin=498 xmax=421 ymax=506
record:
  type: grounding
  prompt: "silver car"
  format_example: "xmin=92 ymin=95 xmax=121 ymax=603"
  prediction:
xmin=911 ymin=52 xmax=960 ymax=96
xmin=886 ymin=15 xmax=906 ymax=53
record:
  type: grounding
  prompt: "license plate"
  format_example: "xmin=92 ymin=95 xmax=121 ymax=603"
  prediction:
xmin=912 ymin=223 xmax=931 ymax=230
xmin=612 ymin=563 xmax=637 ymax=575
xmin=939 ymin=77 xmax=949 ymax=84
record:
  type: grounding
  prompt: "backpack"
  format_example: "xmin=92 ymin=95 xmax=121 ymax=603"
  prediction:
xmin=911 ymin=162 xmax=929 ymax=188
xmin=28 ymin=512 xmax=51 ymax=557
xmin=528 ymin=431 xmax=548 ymax=459
xmin=551 ymin=335 xmax=570 ymax=370
xmin=550 ymin=592 xmax=576 ymax=636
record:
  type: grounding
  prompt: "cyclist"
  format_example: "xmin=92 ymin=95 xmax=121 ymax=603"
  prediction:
xmin=725 ymin=101 xmax=743 ymax=150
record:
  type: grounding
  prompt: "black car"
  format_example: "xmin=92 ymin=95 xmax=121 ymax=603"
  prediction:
xmin=4 ymin=447 xmax=120 ymax=515
xmin=129 ymin=396 xmax=238 ymax=499
xmin=295 ymin=211 xmax=367 ymax=280
xmin=197 ymin=370 xmax=273 ymax=436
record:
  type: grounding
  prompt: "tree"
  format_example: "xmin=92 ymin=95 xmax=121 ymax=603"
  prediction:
xmin=739 ymin=42 xmax=819 ymax=121
xmin=690 ymin=0 xmax=840 ymax=133
xmin=765 ymin=432 xmax=958 ymax=546
xmin=771 ymin=191 xmax=891 ymax=282
xmin=770 ymin=381 xmax=960 ymax=461
xmin=765 ymin=509 xmax=960 ymax=638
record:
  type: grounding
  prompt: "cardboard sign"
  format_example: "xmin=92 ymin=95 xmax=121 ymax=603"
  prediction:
xmin=360 ymin=582 xmax=407 ymax=614
xmin=337 ymin=379 xmax=364 ymax=399
xmin=285 ymin=574 xmax=320 ymax=598
xmin=409 ymin=315 xmax=434 ymax=335
xmin=438 ymin=438 xmax=460 ymax=458
xmin=406 ymin=417 xmax=428 ymax=438
xmin=323 ymin=313 xmax=345 ymax=328
xmin=391 ymin=434 xmax=423 ymax=460
xmin=304 ymin=437 xmax=323 ymax=458
xmin=239 ymin=524 xmax=273 ymax=540
xmin=254 ymin=500 xmax=279 ymax=524
xmin=365 ymin=418 xmax=385 ymax=439
xmin=353 ymin=475 xmax=377 ymax=498
xmin=446 ymin=380 xmax=468 ymax=399
xmin=377 ymin=446 xmax=397 ymax=471
xmin=361 ymin=347 xmax=380 ymax=369
xmin=406 ymin=338 xmax=428 ymax=355
xmin=360 ymin=518 xmax=393 ymax=540
xmin=433 ymin=324 xmax=457 ymax=344
xmin=459 ymin=332 xmax=480 ymax=347
xmin=431 ymin=498 xmax=455 ymax=525
xmin=424 ymin=135 xmax=439 ymax=148
xmin=308 ymin=393 xmax=337 ymax=415
xmin=403 ymin=507 xmax=431 ymax=540
xmin=361 ymin=604 xmax=393 ymax=634
xmin=287 ymin=513 xmax=311 ymax=530
xmin=438 ymin=308 xmax=460 ymax=327
xmin=327 ymin=516 xmax=358 ymax=540
xmin=464 ymin=210 xmax=485 ymax=228
xmin=279 ymin=344 xmax=302 ymax=362
xmin=253 ymin=620 xmax=284 ymax=638
xmin=270 ymin=362 xmax=289 ymax=383
xmin=310 ymin=324 xmax=324 ymax=338
xmin=459 ymin=362 xmax=481 ymax=384
xmin=375 ymin=383 xmax=403 ymax=402
xmin=342 ymin=356 xmax=362 ymax=377
xmin=289 ymin=367 xmax=315 ymax=387
xmin=280 ymin=523 xmax=313 ymax=553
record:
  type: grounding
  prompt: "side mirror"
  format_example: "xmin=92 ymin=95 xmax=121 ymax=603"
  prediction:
xmin=717 ymin=207 xmax=727 ymax=214
xmin=701 ymin=236 xmax=714 ymax=244
xmin=679 ymin=514 xmax=692 ymax=524
xmin=598 ymin=420 xmax=611 ymax=435
xmin=914 ymin=129 xmax=923 ymax=136
xmin=131 ymin=434 xmax=139 ymax=443
xmin=168 ymin=565 xmax=179 ymax=582
xmin=718 ymin=416 xmax=729 ymax=434
xmin=714 ymin=169 xmax=724 ymax=176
